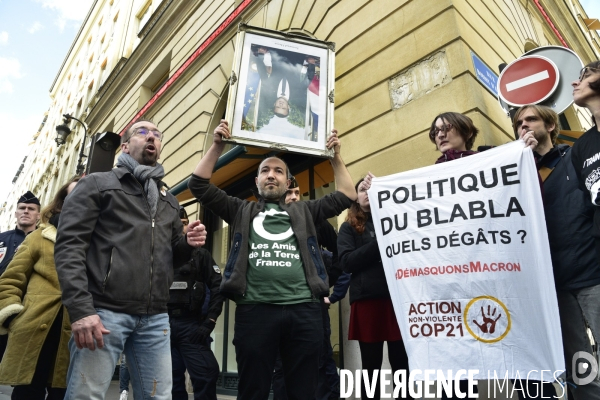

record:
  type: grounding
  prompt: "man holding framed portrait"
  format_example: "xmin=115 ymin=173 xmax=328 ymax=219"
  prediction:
xmin=188 ymin=120 xmax=356 ymax=400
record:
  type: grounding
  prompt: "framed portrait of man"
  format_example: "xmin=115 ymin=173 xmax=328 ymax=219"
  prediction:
xmin=225 ymin=24 xmax=335 ymax=158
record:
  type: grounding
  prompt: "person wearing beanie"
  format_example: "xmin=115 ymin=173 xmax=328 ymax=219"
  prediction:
xmin=0 ymin=191 xmax=41 ymax=276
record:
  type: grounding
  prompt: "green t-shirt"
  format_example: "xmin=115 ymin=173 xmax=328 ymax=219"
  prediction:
xmin=237 ymin=203 xmax=314 ymax=305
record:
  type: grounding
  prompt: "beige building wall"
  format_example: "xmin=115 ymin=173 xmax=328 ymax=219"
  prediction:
xmin=3 ymin=0 xmax=600 ymax=396
xmin=0 ymin=0 xmax=144 ymax=229
xmin=82 ymin=0 xmax=600 ymax=394
xmin=0 ymin=0 xmax=175 ymax=229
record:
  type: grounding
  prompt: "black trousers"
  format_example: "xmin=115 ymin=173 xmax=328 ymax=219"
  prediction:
xmin=358 ymin=340 xmax=412 ymax=400
xmin=170 ymin=316 xmax=219 ymax=400
xmin=11 ymin=309 xmax=66 ymax=400
xmin=234 ymin=302 xmax=322 ymax=400
xmin=271 ymin=302 xmax=340 ymax=400
xmin=0 ymin=334 xmax=7 ymax=363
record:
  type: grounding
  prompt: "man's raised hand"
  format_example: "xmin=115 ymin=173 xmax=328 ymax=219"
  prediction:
xmin=187 ymin=220 xmax=207 ymax=247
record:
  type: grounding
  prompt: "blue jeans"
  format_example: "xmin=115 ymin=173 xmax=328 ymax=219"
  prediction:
xmin=64 ymin=308 xmax=172 ymax=400
xmin=119 ymin=354 xmax=130 ymax=392
xmin=557 ymin=284 xmax=600 ymax=400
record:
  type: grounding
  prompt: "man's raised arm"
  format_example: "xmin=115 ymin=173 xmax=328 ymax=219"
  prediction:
xmin=328 ymin=129 xmax=357 ymax=201
xmin=193 ymin=119 xmax=230 ymax=179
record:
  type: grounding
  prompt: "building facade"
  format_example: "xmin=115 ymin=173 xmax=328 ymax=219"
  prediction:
xmin=1 ymin=0 xmax=162 ymax=229
xmin=2 ymin=0 xmax=600 ymax=396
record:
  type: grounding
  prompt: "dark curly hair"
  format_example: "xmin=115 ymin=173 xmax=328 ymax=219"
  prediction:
xmin=428 ymin=112 xmax=479 ymax=151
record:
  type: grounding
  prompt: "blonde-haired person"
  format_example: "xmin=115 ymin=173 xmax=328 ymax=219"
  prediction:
xmin=0 ymin=176 xmax=79 ymax=400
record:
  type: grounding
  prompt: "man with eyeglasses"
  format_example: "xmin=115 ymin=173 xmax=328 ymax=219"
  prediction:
xmin=55 ymin=119 xmax=208 ymax=400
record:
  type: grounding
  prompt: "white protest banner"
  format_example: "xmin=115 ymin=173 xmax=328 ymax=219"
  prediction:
xmin=368 ymin=141 xmax=564 ymax=380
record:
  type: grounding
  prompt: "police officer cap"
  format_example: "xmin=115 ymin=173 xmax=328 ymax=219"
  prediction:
xmin=289 ymin=175 xmax=299 ymax=189
xmin=18 ymin=191 xmax=40 ymax=206
xmin=179 ymin=206 xmax=188 ymax=220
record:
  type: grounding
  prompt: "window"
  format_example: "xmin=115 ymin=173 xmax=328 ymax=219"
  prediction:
xmin=137 ymin=52 xmax=171 ymax=108
xmin=136 ymin=1 xmax=153 ymax=33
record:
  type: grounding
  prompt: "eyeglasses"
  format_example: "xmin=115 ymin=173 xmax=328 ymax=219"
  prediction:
xmin=578 ymin=67 xmax=600 ymax=82
xmin=132 ymin=127 xmax=163 ymax=141
xmin=433 ymin=123 xmax=453 ymax=136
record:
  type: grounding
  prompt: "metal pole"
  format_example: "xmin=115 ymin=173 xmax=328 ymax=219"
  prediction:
xmin=64 ymin=114 xmax=89 ymax=175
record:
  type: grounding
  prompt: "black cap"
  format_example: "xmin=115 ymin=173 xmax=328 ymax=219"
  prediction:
xmin=18 ymin=191 xmax=40 ymax=206
xmin=289 ymin=175 xmax=299 ymax=189
xmin=179 ymin=206 xmax=188 ymax=220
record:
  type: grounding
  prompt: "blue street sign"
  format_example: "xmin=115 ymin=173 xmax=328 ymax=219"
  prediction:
xmin=471 ymin=52 xmax=498 ymax=96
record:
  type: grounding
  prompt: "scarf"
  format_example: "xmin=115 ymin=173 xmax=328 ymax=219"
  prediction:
xmin=435 ymin=149 xmax=478 ymax=164
xmin=117 ymin=153 xmax=165 ymax=218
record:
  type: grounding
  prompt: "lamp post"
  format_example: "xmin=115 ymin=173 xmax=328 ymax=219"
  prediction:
xmin=54 ymin=120 xmax=71 ymax=146
xmin=55 ymin=113 xmax=89 ymax=175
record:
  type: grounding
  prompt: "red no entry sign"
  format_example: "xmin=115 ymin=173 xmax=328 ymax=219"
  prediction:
xmin=497 ymin=56 xmax=559 ymax=107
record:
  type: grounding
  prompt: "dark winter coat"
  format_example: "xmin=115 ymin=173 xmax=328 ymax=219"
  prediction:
xmin=338 ymin=214 xmax=390 ymax=304
xmin=537 ymin=144 xmax=600 ymax=290
xmin=55 ymin=167 xmax=193 ymax=322
xmin=0 ymin=227 xmax=29 ymax=275
xmin=188 ymin=174 xmax=353 ymax=299
xmin=0 ymin=224 xmax=71 ymax=387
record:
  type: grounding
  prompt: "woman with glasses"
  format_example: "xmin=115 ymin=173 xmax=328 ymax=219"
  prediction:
xmin=428 ymin=112 xmax=479 ymax=163
xmin=0 ymin=176 xmax=79 ymax=400
xmin=428 ymin=112 xmax=555 ymax=400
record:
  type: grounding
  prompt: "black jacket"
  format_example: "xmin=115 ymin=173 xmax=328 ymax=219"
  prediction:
xmin=538 ymin=145 xmax=600 ymax=290
xmin=0 ymin=227 xmax=29 ymax=276
xmin=55 ymin=167 xmax=193 ymax=322
xmin=572 ymin=125 xmax=600 ymax=260
xmin=168 ymin=247 xmax=224 ymax=322
xmin=188 ymin=174 xmax=353 ymax=299
xmin=315 ymin=219 xmax=342 ymax=287
xmin=338 ymin=214 xmax=390 ymax=304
